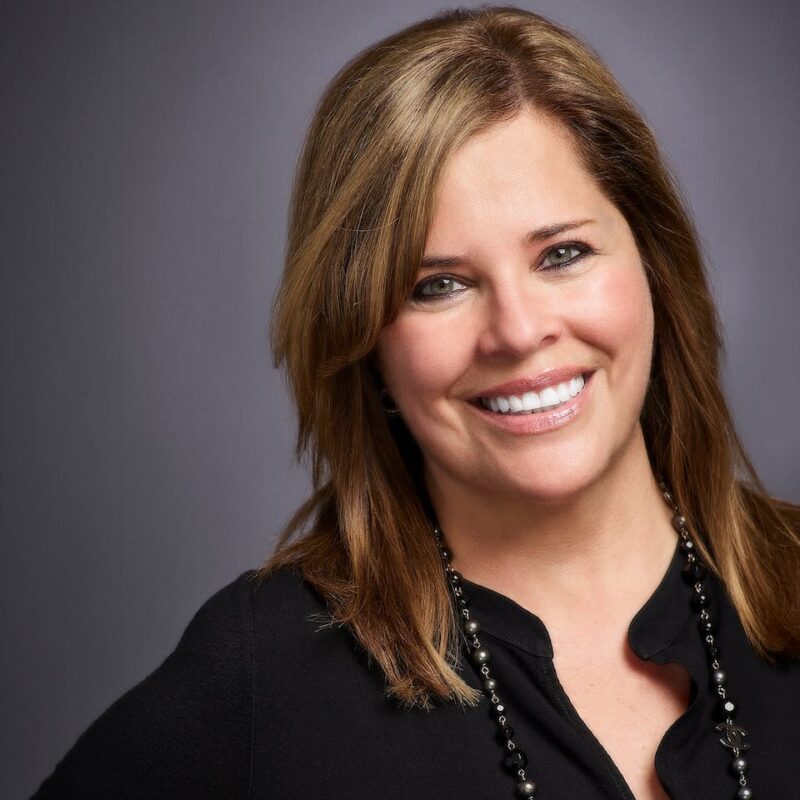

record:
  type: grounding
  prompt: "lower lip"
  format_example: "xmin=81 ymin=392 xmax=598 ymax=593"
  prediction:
xmin=468 ymin=372 xmax=594 ymax=435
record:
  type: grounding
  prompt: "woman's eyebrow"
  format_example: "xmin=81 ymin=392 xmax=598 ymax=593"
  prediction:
xmin=420 ymin=218 xmax=596 ymax=270
xmin=524 ymin=217 xmax=596 ymax=243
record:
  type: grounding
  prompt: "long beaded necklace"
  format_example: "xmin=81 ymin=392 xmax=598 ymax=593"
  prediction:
xmin=432 ymin=479 xmax=753 ymax=799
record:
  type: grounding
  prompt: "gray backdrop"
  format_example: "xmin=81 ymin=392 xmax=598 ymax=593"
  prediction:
xmin=2 ymin=1 xmax=798 ymax=796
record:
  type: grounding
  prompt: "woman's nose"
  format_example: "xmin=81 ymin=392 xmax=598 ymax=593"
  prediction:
xmin=475 ymin=278 xmax=563 ymax=359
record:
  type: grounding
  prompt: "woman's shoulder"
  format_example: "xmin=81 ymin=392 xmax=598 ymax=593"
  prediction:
xmin=193 ymin=562 xmax=326 ymax=630
xmin=245 ymin=562 xmax=325 ymax=611
xmin=243 ymin=564 xmax=350 ymax=655
xmin=192 ymin=563 xmax=341 ymax=660
xmin=30 ymin=564 xmax=331 ymax=800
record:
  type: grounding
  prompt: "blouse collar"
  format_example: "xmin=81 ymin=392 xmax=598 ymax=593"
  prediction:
xmin=459 ymin=539 xmax=700 ymax=662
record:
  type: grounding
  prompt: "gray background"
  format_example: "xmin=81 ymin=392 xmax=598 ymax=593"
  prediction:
xmin=2 ymin=1 xmax=798 ymax=796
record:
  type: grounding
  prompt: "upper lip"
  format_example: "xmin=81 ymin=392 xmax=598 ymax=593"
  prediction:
xmin=471 ymin=366 xmax=594 ymax=399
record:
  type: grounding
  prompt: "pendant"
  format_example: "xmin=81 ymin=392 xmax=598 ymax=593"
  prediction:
xmin=715 ymin=720 xmax=750 ymax=752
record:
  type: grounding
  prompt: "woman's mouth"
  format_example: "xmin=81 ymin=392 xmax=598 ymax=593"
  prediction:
xmin=477 ymin=373 xmax=588 ymax=415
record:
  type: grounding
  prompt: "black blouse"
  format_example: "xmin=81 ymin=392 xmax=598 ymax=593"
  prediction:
xmin=31 ymin=540 xmax=800 ymax=799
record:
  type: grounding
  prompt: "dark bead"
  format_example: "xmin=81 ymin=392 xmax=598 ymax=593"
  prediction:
xmin=439 ymin=546 xmax=451 ymax=560
xmin=737 ymin=788 xmax=753 ymax=800
xmin=499 ymin=723 xmax=514 ymax=740
xmin=691 ymin=592 xmax=710 ymax=611
xmin=680 ymin=538 xmax=696 ymax=555
xmin=712 ymin=670 xmax=727 ymax=686
xmin=515 ymin=779 xmax=538 ymax=797
xmin=731 ymin=756 xmax=748 ymax=775
xmin=483 ymin=677 xmax=497 ymax=692
xmin=682 ymin=561 xmax=707 ymax=583
xmin=504 ymin=749 xmax=527 ymax=771
xmin=714 ymin=697 xmax=737 ymax=720
xmin=699 ymin=618 xmax=714 ymax=634
xmin=672 ymin=514 xmax=687 ymax=532
xmin=463 ymin=618 xmax=480 ymax=636
xmin=449 ymin=570 xmax=463 ymax=585
xmin=707 ymin=645 xmax=720 ymax=659
xmin=457 ymin=593 xmax=470 ymax=609
xmin=471 ymin=648 xmax=490 ymax=666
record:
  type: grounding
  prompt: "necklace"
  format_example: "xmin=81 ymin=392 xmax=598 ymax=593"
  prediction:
xmin=432 ymin=479 xmax=753 ymax=799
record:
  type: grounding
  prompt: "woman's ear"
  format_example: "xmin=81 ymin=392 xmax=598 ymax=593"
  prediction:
xmin=365 ymin=352 xmax=402 ymax=417
xmin=366 ymin=351 xmax=387 ymax=391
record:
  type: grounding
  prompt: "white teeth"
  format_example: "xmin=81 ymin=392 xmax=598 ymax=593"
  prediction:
xmin=479 ymin=374 xmax=588 ymax=415
xmin=522 ymin=391 xmax=540 ymax=411
xmin=539 ymin=386 xmax=560 ymax=408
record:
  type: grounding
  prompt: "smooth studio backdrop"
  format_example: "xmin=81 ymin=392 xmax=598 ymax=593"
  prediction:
xmin=2 ymin=1 xmax=799 ymax=796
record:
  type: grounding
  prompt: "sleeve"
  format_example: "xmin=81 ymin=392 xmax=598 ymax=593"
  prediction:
xmin=30 ymin=570 xmax=255 ymax=800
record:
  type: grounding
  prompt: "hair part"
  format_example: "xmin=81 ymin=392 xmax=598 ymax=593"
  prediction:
xmin=255 ymin=4 xmax=800 ymax=710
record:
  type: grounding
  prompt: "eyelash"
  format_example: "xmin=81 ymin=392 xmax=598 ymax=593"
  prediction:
xmin=411 ymin=240 xmax=594 ymax=303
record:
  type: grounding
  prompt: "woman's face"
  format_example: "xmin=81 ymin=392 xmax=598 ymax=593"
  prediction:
xmin=374 ymin=106 xmax=654 ymax=504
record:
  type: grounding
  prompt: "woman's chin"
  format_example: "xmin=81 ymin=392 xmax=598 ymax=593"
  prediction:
xmin=466 ymin=464 xmax=603 ymax=506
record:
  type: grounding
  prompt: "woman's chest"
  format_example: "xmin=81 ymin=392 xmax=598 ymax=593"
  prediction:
xmin=249 ymin=606 xmax=800 ymax=800
xmin=553 ymin=651 xmax=693 ymax=800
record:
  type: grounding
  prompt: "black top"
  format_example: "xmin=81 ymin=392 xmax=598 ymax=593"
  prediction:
xmin=31 ymin=541 xmax=800 ymax=799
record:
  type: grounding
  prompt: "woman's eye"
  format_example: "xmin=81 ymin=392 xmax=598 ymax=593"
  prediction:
xmin=411 ymin=242 xmax=591 ymax=302
xmin=540 ymin=242 xmax=591 ymax=270
xmin=412 ymin=275 xmax=467 ymax=302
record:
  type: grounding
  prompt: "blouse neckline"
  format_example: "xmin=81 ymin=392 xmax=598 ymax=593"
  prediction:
xmin=459 ymin=538 xmax=698 ymax=662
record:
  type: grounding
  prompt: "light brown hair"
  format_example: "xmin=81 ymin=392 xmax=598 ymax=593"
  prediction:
xmin=255 ymin=4 xmax=800 ymax=710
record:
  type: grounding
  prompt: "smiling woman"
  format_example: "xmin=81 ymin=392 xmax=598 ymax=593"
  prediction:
xmin=31 ymin=5 xmax=800 ymax=800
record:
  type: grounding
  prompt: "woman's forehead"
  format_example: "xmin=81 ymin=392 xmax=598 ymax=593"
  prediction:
xmin=422 ymin=111 xmax=624 ymax=258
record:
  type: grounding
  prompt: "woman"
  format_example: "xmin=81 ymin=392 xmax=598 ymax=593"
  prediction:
xmin=32 ymin=6 xmax=800 ymax=800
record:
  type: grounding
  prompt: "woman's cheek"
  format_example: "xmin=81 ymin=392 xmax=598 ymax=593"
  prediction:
xmin=577 ymin=260 xmax=653 ymax=354
xmin=379 ymin=310 xmax=476 ymax=420
xmin=377 ymin=316 xmax=447 ymax=400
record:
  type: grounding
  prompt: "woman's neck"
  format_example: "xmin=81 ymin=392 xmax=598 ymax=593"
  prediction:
xmin=424 ymin=426 xmax=679 ymax=633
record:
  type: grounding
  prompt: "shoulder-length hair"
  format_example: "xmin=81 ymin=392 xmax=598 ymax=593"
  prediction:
xmin=256 ymin=4 xmax=800 ymax=709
